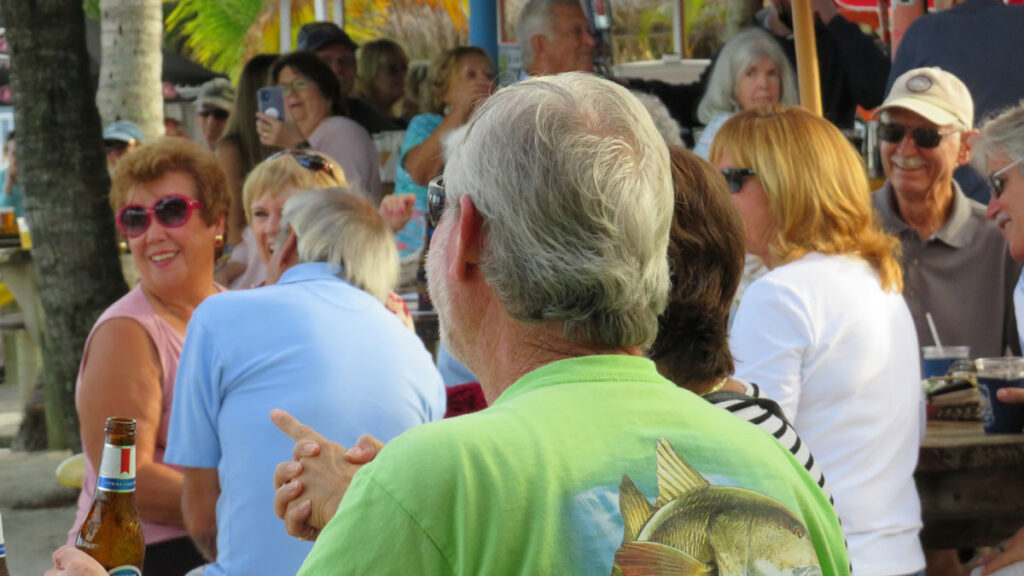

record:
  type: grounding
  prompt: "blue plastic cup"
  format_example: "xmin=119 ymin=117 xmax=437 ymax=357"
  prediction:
xmin=976 ymin=357 xmax=1024 ymax=434
xmin=921 ymin=345 xmax=970 ymax=379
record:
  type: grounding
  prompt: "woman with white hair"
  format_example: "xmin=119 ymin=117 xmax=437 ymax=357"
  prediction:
xmin=693 ymin=27 xmax=797 ymax=159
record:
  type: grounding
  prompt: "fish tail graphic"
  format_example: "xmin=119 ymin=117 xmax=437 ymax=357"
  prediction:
xmin=655 ymin=437 xmax=709 ymax=508
xmin=618 ymin=475 xmax=654 ymax=543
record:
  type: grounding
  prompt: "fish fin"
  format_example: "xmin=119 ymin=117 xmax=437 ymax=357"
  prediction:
xmin=654 ymin=437 xmax=709 ymax=508
xmin=614 ymin=541 xmax=713 ymax=576
xmin=619 ymin=475 xmax=654 ymax=543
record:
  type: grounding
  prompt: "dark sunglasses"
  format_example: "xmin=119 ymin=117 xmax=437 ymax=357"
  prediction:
xmin=989 ymin=158 xmax=1023 ymax=199
xmin=198 ymin=108 xmax=230 ymax=121
xmin=427 ymin=176 xmax=445 ymax=228
xmin=104 ymin=140 xmax=129 ymax=153
xmin=877 ymin=122 xmax=952 ymax=149
xmin=117 ymin=194 xmax=203 ymax=239
xmin=721 ymin=168 xmax=756 ymax=194
xmin=267 ymin=149 xmax=337 ymax=177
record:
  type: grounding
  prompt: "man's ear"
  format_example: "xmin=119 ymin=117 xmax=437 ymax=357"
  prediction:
xmin=451 ymin=195 xmax=484 ymax=281
xmin=267 ymin=228 xmax=299 ymax=285
xmin=529 ymin=34 xmax=547 ymax=67
xmin=959 ymin=128 xmax=980 ymax=166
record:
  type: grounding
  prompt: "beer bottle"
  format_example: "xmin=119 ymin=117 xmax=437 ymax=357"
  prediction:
xmin=0 ymin=511 xmax=10 ymax=576
xmin=76 ymin=417 xmax=145 ymax=575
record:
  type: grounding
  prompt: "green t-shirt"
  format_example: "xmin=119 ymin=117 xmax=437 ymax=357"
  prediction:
xmin=298 ymin=355 xmax=849 ymax=575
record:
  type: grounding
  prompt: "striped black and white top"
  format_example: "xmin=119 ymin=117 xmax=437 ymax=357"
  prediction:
xmin=705 ymin=380 xmax=834 ymax=507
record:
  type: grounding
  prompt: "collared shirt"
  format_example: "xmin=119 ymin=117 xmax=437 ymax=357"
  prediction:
xmin=873 ymin=182 xmax=1021 ymax=358
xmin=165 ymin=261 xmax=446 ymax=576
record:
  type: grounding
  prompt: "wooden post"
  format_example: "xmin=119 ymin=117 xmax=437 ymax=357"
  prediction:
xmin=791 ymin=0 xmax=823 ymax=116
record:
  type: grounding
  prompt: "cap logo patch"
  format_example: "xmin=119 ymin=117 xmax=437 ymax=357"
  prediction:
xmin=907 ymin=75 xmax=933 ymax=93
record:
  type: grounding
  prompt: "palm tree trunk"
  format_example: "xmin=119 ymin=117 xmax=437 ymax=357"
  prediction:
xmin=0 ymin=0 xmax=128 ymax=449
xmin=96 ymin=0 xmax=164 ymax=140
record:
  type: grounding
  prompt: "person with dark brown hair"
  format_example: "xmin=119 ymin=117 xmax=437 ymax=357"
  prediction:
xmin=651 ymin=145 xmax=833 ymax=504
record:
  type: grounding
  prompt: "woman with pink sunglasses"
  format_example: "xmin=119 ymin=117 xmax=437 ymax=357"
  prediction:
xmin=67 ymin=138 xmax=230 ymax=576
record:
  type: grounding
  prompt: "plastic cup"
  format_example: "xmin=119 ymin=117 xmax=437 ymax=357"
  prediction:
xmin=975 ymin=357 xmax=1024 ymax=434
xmin=921 ymin=345 xmax=970 ymax=379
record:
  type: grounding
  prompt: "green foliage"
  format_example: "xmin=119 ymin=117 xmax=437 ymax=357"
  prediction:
xmin=166 ymin=0 xmax=269 ymax=77
xmin=83 ymin=0 xmax=100 ymax=20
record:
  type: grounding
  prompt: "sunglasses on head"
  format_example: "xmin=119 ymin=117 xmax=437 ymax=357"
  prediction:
xmin=989 ymin=157 xmax=1023 ymax=199
xmin=427 ymin=176 xmax=446 ymax=228
xmin=198 ymin=108 xmax=230 ymax=121
xmin=267 ymin=149 xmax=337 ymax=176
xmin=721 ymin=168 xmax=756 ymax=194
xmin=117 ymin=194 xmax=203 ymax=239
xmin=877 ymin=122 xmax=952 ymax=149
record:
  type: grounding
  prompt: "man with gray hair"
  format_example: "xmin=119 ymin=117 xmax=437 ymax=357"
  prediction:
xmin=162 ymin=187 xmax=445 ymax=576
xmin=872 ymin=67 xmax=1020 ymax=359
xmin=517 ymin=0 xmax=595 ymax=77
xmin=263 ymin=73 xmax=849 ymax=575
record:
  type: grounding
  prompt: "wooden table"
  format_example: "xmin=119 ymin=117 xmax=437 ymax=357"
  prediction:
xmin=916 ymin=420 xmax=1024 ymax=549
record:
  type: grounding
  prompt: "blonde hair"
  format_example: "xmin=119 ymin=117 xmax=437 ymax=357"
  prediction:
xmin=241 ymin=152 xmax=347 ymax=225
xmin=353 ymin=39 xmax=409 ymax=113
xmin=424 ymin=47 xmax=492 ymax=115
xmin=710 ymin=105 xmax=903 ymax=292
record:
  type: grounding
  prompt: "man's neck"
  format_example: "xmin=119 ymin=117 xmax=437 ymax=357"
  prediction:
xmin=893 ymin=183 xmax=955 ymax=240
xmin=456 ymin=296 xmax=644 ymax=404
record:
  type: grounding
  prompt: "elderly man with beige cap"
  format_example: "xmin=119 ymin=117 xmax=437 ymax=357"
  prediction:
xmin=872 ymin=66 xmax=1021 ymax=361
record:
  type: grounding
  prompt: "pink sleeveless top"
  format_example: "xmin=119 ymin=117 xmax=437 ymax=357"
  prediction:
xmin=68 ymin=284 xmax=219 ymax=546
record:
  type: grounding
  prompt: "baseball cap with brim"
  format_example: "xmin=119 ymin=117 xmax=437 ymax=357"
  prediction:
xmin=196 ymin=78 xmax=236 ymax=112
xmin=103 ymin=120 xmax=144 ymax=144
xmin=297 ymin=22 xmax=358 ymax=53
xmin=873 ymin=67 xmax=974 ymax=130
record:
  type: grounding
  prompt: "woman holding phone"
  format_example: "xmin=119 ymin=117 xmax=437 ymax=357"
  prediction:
xmin=256 ymin=52 xmax=381 ymax=207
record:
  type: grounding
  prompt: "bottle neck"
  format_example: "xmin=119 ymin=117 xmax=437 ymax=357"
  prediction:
xmin=96 ymin=440 xmax=136 ymax=493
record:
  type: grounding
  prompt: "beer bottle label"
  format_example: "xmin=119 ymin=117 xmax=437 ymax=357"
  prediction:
xmin=108 ymin=565 xmax=142 ymax=576
xmin=96 ymin=442 xmax=136 ymax=492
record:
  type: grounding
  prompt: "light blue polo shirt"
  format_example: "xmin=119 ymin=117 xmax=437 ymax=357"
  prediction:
xmin=165 ymin=262 xmax=446 ymax=576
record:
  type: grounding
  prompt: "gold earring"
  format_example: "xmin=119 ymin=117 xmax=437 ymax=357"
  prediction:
xmin=214 ymin=234 xmax=224 ymax=249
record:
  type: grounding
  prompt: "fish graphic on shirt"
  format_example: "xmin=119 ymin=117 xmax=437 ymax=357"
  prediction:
xmin=611 ymin=438 xmax=822 ymax=576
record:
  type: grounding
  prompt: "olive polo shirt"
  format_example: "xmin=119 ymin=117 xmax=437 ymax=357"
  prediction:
xmin=873 ymin=181 xmax=1021 ymax=358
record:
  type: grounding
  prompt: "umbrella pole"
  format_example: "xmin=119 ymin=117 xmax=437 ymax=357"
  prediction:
xmin=792 ymin=0 xmax=823 ymax=117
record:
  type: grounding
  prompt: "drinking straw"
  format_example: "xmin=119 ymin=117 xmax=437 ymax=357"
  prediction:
xmin=926 ymin=312 xmax=943 ymax=351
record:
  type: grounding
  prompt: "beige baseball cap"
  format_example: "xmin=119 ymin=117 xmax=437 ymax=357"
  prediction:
xmin=875 ymin=67 xmax=974 ymax=130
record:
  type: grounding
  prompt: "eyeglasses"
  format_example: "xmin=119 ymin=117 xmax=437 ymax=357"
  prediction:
xmin=117 ymin=194 xmax=203 ymax=239
xmin=198 ymin=108 xmax=230 ymax=121
xmin=427 ymin=176 xmax=446 ymax=228
xmin=280 ymin=80 xmax=310 ymax=94
xmin=989 ymin=157 xmax=1023 ymax=199
xmin=721 ymin=168 xmax=756 ymax=194
xmin=877 ymin=122 xmax=953 ymax=149
xmin=267 ymin=149 xmax=337 ymax=177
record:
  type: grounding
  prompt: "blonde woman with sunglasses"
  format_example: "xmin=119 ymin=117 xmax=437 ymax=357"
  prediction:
xmin=712 ymin=105 xmax=924 ymax=576
xmin=68 ymin=138 xmax=230 ymax=576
